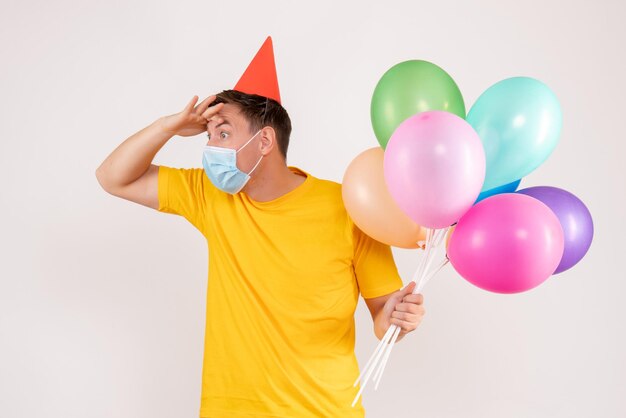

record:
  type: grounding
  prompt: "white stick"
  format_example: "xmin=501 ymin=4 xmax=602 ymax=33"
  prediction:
xmin=352 ymin=324 xmax=395 ymax=387
xmin=369 ymin=228 xmax=438 ymax=387
xmin=372 ymin=228 xmax=450 ymax=389
xmin=416 ymin=257 xmax=449 ymax=292
xmin=351 ymin=230 xmax=434 ymax=406
xmin=410 ymin=228 xmax=434 ymax=284
xmin=412 ymin=228 xmax=447 ymax=291
xmin=372 ymin=260 xmax=450 ymax=390
xmin=351 ymin=226 xmax=452 ymax=404
xmin=372 ymin=323 xmax=402 ymax=384
xmin=372 ymin=228 xmax=434 ymax=386
xmin=351 ymin=323 xmax=398 ymax=407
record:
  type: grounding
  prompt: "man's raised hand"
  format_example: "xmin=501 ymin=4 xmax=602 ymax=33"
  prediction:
xmin=159 ymin=94 xmax=224 ymax=137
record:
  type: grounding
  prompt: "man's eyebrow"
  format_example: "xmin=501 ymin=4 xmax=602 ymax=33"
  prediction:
xmin=215 ymin=119 xmax=231 ymax=127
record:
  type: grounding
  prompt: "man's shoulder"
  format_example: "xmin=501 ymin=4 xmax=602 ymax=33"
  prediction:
xmin=306 ymin=174 xmax=350 ymax=218
xmin=293 ymin=166 xmax=344 ymax=204
xmin=309 ymin=174 xmax=342 ymax=197
xmin=314 ymin=176 xmax=341 ymax=189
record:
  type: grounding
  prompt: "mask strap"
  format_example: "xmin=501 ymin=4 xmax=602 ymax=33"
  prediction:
xmin=236 ymin=97 xmax=269 ymax=180
xmin=248 ymin=153 xmax=264 ymax=176
xmin=237 ymin=97 xmax=269 ymax=153
xmin=235 ymin=97 xmax=269 ymax=152
xmin=236 ymin=129 xmax=262 ymax=153
xmin=248 ymin=97 xmax=269 ymax=175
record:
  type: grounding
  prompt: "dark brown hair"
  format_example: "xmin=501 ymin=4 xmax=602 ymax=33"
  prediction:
xmin=210 ymin=90 xmax=292 ymax=160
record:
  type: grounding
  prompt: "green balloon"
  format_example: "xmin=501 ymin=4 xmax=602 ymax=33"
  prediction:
xmin=371 ymin=60 xmax=466 ymax=148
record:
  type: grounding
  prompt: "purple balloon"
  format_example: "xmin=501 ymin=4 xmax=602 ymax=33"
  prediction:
xmin=517 ymin=186 xmax=593 ymax=274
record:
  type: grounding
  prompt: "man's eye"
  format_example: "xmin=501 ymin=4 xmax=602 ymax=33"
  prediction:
xmin=206 ymin=131 xmax=228 ymax=141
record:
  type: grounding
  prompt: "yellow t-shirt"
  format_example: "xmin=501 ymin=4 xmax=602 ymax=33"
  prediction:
xmin=157 ymin=165 xmax=404 ymax=418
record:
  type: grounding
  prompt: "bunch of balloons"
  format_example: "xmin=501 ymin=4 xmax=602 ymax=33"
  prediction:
xmin=344 ymin=59 xmax=595 ymax=293
xmin=345 ymin=60 xmax=594 ymax=404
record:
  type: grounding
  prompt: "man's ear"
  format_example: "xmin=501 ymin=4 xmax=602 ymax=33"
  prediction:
xmin=260 ymin=126 xmax=276 ymax=156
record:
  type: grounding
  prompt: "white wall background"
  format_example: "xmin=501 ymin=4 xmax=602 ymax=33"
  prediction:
xmin=1 ymin=0 xmax=624 ymax=417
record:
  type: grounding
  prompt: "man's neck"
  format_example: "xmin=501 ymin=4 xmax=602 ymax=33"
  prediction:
xmin=243 ymin=161 xmax=306 ymax=202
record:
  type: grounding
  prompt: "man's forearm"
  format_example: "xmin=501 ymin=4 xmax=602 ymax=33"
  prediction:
xmin=96 ymin=117 xmax=173 ymax=190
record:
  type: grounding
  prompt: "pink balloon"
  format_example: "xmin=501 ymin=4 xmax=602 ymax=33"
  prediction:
xmin=447 ymin=193 xmax=565 ymax=294
xmin=383 ymin=111 xmax=486 ymax=229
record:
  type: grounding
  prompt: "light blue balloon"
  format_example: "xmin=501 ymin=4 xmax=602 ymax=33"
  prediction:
xmin=475 ymin=179 xmax=521 ymax=204
xmin=467 ymin=77 xmax=562 ymax=191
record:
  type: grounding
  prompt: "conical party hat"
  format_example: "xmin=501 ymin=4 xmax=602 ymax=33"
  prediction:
xmin=234 ymin=36 xmax=282 ymax=104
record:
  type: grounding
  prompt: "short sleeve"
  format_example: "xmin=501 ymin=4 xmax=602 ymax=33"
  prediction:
xmin=352 ymin=220 xmax=404 ymax=299
xmin=157 ymin=165 xmax=212 ymax=234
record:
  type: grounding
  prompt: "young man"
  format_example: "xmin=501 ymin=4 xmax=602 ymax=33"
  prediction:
xmin=95 ymin=37 xmax=425 ymax=417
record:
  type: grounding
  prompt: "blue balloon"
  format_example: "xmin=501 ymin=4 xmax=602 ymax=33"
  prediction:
xmin=475 ymin=179 xmax=521 ymax=203
xmin=467 ymin=77 xmax=562 ymax=191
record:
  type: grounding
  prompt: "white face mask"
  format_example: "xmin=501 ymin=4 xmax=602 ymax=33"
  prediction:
xmin=202 ymin=129 xmax=263 ymax=194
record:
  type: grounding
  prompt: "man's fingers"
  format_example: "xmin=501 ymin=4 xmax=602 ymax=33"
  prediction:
xmin=206 ymin=117 xmax=225 ymax=130
xmin=402 ymin=293 xmax=424 ymax=304
xmin=184 ymin=95 xmax=199 ymax=112
xmin=195 ymin=95 xmax=217 ymax=114
xmin=402 ymin=281 xmax=416 ymax=294
xmin=390 ymin=318 xmax=419 ymax=332
xmin=392 ymin=311 xmax=420 ymax=322
xmin=394 ymin=302 xmax=425 ymax=315
xmin=202 ymin=102 xmax=224 ymax=119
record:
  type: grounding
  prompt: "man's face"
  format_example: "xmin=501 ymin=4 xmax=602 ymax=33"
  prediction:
xmin=206 ymin=103 xmax=263 ymax=171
